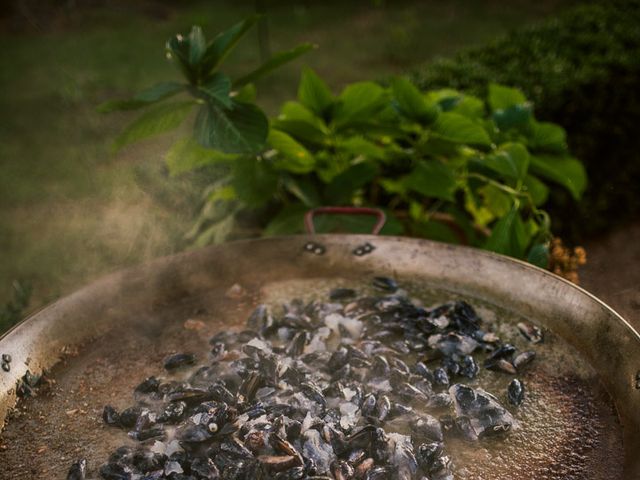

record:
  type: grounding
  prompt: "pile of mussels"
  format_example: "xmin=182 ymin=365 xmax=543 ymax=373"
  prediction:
xmin=67 ymin=277 xmax=542 ymax=480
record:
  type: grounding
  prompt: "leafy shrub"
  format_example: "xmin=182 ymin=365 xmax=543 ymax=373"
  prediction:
xmin=411 ymin=0 xmax=640 ymax=241
xmin=104 ymin=20 xmax=586 ymax=267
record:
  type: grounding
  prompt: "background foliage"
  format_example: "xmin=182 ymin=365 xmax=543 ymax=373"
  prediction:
xmin=412 ymin=0 xmax=640 ymax=242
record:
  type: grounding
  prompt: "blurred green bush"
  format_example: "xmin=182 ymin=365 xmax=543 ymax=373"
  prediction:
xmin=411 ymin=0 xmax=640 ymax=242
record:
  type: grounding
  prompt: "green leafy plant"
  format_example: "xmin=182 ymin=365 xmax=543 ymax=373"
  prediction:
xmin=172 ymin=69 xmax=586 ymax=265
xmin=103 ymin=19 xmax=587 ymax=267
xmin=99 ymin=17 xmax=315 ymax=154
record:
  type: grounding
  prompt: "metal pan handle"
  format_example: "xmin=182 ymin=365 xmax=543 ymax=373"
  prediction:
xmin=304 ymin=207 xmax=386 ymax=235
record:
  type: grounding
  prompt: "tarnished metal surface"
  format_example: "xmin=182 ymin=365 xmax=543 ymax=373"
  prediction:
xmin=0 ymin=235 xmax=638 ymax=477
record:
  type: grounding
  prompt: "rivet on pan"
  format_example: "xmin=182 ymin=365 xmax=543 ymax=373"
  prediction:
xmin=303 ymin=242 xmax=325 ymax=255
xmin=353 ymin=242 xmax=376 ymax=256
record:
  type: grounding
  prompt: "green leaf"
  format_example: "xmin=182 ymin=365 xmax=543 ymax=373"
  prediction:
xmin=166 ymin=33 xmax=196 ymax=83
xmin=272 ymin=120 xmax=327 ymax=145
xmin=522 ymin=174 xmax=549 ymax=206
xmin=529 ymin=154 xmax=587 ymax=200
xmin=333 ymin=81 xmax=387 ymax=127
xmin=484 ymin=207 xmax=528 ymax=258
xmin=113 ymin=100 xmax=194 ymax=152
xmin=404 ymin=160 xmax=457 ymax=201
xmin=298 ymin=68 xmax=334 ymax=117
xmin=273 ymin=101 xmax=328 ymax=145
xmin=188 ymin=26 xmax=207 ymax=66
xmin=479 ymin=184 xmax=512 ymax=218
xmin=195 ymin=100 xmax=268 ymax=154
xmin=432 ymin=112 xmax=491 ymax=147
xmin=233 ymin=43 xmax=316 ymax=87
xmin=165 ymin=138 xmax=238 ymax=176
xmin=492 ymin=104 xmax=532 ymax=130
xmin=390 ymin=77 xmax=438 ymax=124
xmin=527 ymin=243 xmax=550 ymax=269
xmin=488 ymin=83 xmax=527 ymax=111
xmin=231 ymin=156 xmax=278 ymax=206
xmin=337 ymin=137 xmax=386 ymax=160
xmin=482 ymin=142 xmax=530 ymax=182
xmin=264 ymin=204 xmax=308 ymax=236
xmin=282 ymin=176 xmax=320 ymax=207
xmin=324 ymin=162 xmax=378 ymax=204
xmin=199 ymin=72 xmax=232 ymax=108
xmin=268 ymin=130 xmax=315 ymax=173
xmin=233 ymin=83 xmax=257 ymax=103
xmin=203 ymin=15 xmax=260 ymax=72
xmin=97 ymin=82 xmax=184 ymax=113
xmin=425 ymin=88 xmax=462 ymax=111
xmin=452 ymin=95 xmax=485 ymax=119
xmin=529 ymin=121 xmax=568 ymax=153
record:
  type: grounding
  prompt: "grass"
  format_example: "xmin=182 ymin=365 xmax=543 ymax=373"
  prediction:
xmin=0 ymin=0 xmax=572 ymax=313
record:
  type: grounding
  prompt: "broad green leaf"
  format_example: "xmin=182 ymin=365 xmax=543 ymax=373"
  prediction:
xmin=97 ymin=82 xmax=184 ymax=113
xmin=264 ymin=204 xmax=307 ymax=236
xmin=379 ymin=177 xmax=406 ymax=195
xmin=203 ymin=15 xmax=260 ymax=72
xmin=492 ymin=104 xmax=532 ymax=130
xmin=233 ymin=43 xmax=316 ymax=87
xmin=452 ymin=95 xmax=485 ymax=118
xmin=488 ymin=83 xmax=527 ymax=111
xmin=432 ymin=112 xmax=491 ymax=147
xmin=268 ymin=130 xmax=315 ymax=174
xmin=188 ymin=26 xmax=207 ymax=66
xmin=529 ymin=154 xmax=587 ymax=200
xmin=333 ymin=81 xmax=387 ymax=126
xmin=337 ymin=137 xmax=386 ymax=160
xmin=272 ymin=120 xmax=327 ymax=145
xmin=324 ymin=162 xmax=378 ymax=204
xmin=405 ymin=160 xmax=457 ymax=201
xmin=195 ymin=100 xmax=268 ymax=154
xmin=391 ymin=77 xmax=438 ymax=124
xmin=113 ymin=101 xmax=194 ymax=151
xmin=482 ymin=142 xmax=530 ymax=182
xmin=479 ymin=184 xmax=512 ymax=217
xmin=529 ymin=121 xmax=567 ymax=153
xmin=425 ymin=88 xmax=462 ymax=111
xmin=165 ymin=138 xmax=238 ymax=176
xmin=484 ymin=207 xmax=528 ymax=258
xmin=166 ymin=33 xmax=196 ymax=83
xmin=231 ymin=156 xmax=278 ymax=206
xmin=233 ymin=83 xmax=257 ymax=103
xmin=279 ymin=101 xmax=323 ymax=124
xmin=282 ymin=176 xmax=320 ymax=207
xmin=274 ymin=101 xmax=328 ymax=144
xmin=298 ymin=68 xmax=334 ymax=117
xmin=527 ymin=243 xmax=550 ymax=269
xmin=523 ymin=174 xmax=549 ymax=206
xmin=199 ymin=72 xmax=232 ymax=108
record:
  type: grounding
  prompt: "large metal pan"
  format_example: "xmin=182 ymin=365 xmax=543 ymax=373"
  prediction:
xmin=0 ymin=233 xmax=638 ymax=479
